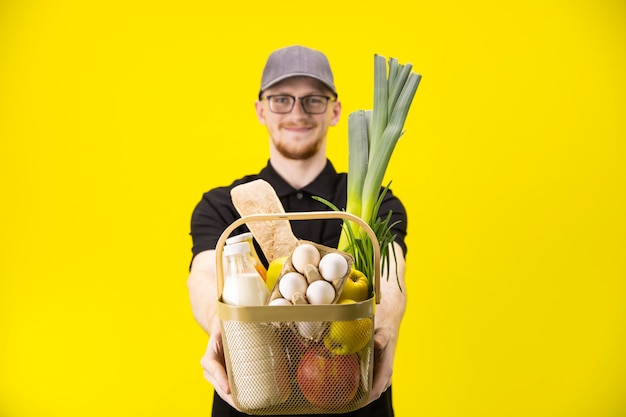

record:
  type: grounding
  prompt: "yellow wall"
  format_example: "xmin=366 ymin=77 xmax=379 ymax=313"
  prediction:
xmin=1 ymin=1 xmax=625 ymax=416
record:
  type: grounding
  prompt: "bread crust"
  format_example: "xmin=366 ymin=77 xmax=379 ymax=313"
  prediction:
xmin=230 ymin=179 xmax=298 ymax=262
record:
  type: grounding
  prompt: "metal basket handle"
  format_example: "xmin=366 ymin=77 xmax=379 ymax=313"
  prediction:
xmin=215 ymin=211 xmax=381 ymax=303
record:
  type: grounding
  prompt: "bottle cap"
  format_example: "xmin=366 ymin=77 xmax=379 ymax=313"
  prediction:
xmin=225 ymin=232 xmax=253 ymax=245
xmin=223 ymin=241 xmax=251 ymax=257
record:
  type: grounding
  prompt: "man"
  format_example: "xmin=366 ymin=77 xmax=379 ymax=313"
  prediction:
xmin=188 ymin=45 xmax=407 ymax=417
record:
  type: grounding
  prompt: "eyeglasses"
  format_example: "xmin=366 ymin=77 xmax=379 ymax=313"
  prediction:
xmin=262 ymin=94 xmax=335 ymax=114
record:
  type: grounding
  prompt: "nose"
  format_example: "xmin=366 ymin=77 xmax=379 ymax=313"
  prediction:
xmin=285 ymin=99 xmax=310 ymax=119
xmin=291 ymin=98 xmax=307 ymax=115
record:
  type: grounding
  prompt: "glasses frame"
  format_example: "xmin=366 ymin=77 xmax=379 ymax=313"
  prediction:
xmin=262 ymin=94 xmax=335 ymax=114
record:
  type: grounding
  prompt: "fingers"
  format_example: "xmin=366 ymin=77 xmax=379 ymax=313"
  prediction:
xmin=373 ymin=330 xmax=388 ymax=351
xmin=369 ymin=329 xmax=393 ymax=402
xmin=201 ymin=335 xmax=234 ymax=404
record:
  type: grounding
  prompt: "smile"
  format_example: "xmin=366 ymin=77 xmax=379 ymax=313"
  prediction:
xmin=284 ymin=126 xmax=313 ymax=133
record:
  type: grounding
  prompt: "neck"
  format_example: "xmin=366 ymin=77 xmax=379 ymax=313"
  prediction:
xmin=269 ymin=149 xmax=327 ymax=189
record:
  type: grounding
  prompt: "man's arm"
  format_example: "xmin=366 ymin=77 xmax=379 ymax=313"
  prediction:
xmin=369 ymin=241 xmax=408 ymax=401
xmin=187 ymin=250 xmax=219 ymax=334
xmin=187 ymin=250 xmax=236 ymax=407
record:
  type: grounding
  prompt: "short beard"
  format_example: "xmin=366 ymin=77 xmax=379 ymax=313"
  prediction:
xmin=273 ymin=138 xmax=322 ymax=160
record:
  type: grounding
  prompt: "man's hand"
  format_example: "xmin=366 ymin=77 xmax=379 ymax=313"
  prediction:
xmin=200 ymin=328 xmax=237 ymax=409
xmin=366 ymin=242 xmax=406 ymax=404
xmin=368 ymin=327 xmax=396 ymax=402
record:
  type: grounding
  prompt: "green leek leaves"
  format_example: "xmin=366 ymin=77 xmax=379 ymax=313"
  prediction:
xmin=340 ymin=54 xmax=422 ymax=295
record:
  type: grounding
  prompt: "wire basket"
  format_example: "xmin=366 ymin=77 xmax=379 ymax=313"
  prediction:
xmin=215 ymin=211 xmax=380 ymax=415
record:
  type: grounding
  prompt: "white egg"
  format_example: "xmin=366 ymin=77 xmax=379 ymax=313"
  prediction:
xmin=269 ymin=297 xmax=292 ymax=306
xmin=305 ymin=280 xmax=336 ymax=304
xmin=290 ymin=243 xmax=321 ymax=273
xmin=297 ymin=321 xmax=325 ymax=340
xmin=278 ymin=272 xmax=308 ymax=300
xmin=318 ymin=252 xmax=349 ymax=281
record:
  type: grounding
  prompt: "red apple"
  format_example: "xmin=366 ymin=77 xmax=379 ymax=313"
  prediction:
xmin=296 ymin=346 xmax=360 ymax=409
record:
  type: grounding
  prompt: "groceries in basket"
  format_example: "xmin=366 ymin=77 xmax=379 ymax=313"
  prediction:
xmin=219 ymin=235 xmax=375 ymax=414
xmin=217 ymin=180 xmax=377 ymax=414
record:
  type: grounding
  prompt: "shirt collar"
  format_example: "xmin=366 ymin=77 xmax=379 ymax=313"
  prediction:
xmin=258 ymin=159 xmax=339 ymax=200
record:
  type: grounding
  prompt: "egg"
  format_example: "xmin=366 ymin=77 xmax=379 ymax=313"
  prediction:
xmin=269 ymin=297 xmax=292 ymax=306
xmin=305 ymin=280 xmax=336 ymax=305
xmin=278 ymin=272 xmax=308 ymax=300
xmin=297 ymin=321 xmax=325 ymax=340
xmin=290 ymin=243 xmax=321 ymax=273
xmin=318 ymin=252 xmax=349 ymax=281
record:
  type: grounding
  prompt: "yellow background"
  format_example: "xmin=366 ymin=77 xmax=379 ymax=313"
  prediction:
xmin=1 ymin=1 xmax=625 ymax=416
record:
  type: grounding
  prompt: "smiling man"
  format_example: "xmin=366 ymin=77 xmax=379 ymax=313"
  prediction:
xmin=187 ymin=45 xmax=408 ymax=417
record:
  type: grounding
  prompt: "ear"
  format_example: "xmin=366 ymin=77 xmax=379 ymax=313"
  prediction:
xmin=255 ymin=100 xmax=267 ymax=125
xmin=329 ymin=99 xmax=342 ymax=126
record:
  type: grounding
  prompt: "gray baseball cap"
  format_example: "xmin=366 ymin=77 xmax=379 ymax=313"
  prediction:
xmin=259 ymin=45 xmax=337 ymax=98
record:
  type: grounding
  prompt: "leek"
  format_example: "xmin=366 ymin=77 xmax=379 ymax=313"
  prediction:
xmin=344 ymin=110 xmax=369 ymax=236
xmin=339 ymin=54 xmax=421 ymax=295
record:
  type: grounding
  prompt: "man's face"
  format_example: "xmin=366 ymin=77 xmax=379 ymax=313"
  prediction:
xmin=255 ymin=76 xmax=341 ymax=160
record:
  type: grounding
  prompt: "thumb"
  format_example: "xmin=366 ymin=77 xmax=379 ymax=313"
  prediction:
xmin=373 ymin=329 xmax=389 ymax=350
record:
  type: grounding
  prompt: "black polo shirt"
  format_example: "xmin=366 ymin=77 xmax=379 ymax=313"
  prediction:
xmin=190 ymin=159 xmax=407 ymax=264
xmin=189 ymin=159 xmax=407 ymax=417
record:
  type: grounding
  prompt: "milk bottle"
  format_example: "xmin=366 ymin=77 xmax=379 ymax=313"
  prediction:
xmin=220 ymin=242 xmax=290 ymax=409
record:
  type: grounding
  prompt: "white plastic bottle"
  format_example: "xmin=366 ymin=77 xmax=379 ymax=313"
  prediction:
xmin=220 ymin=242 xmax=290 ymax=409
xmin=222 ymin=242 xmax=270 ymax=306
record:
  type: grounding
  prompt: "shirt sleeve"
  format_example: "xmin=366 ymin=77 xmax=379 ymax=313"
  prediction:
xmin=189 ymin=187 xmax=240 ymax=259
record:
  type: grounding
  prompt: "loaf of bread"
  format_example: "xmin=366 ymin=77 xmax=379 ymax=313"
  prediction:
xmin=230 ymin=179 xmax=298 ymax=262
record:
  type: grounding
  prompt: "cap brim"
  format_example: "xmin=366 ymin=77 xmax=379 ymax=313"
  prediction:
xmin=260 ymin=73 xmax=337 ymax=97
